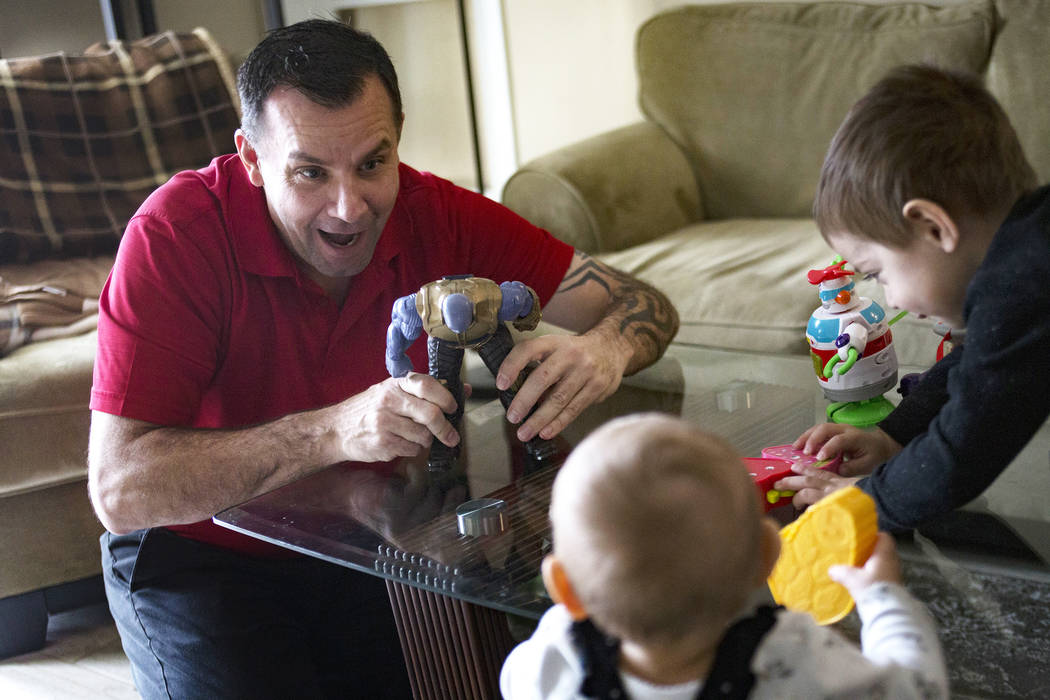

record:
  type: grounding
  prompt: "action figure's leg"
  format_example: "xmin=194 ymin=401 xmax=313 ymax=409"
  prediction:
xmin=428 ymin=337 xmax=465 ymax=470
xmin=476 ymin=325 xmax=559 ymax=464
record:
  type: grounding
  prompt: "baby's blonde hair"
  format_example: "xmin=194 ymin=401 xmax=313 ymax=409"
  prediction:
xmin=550 ymin=413 xmax=762 ymax=646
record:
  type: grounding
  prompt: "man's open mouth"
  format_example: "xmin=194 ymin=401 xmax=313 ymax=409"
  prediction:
xmin=319 ymin=230 xmax=359 ymax=247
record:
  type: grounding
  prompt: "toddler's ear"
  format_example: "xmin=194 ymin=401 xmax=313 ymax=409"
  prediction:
xmin=542 ymin=555 xmax=588 ymax=620
xmin=758 ymin=518 xmax=782 ymax=582
xmin=902 ymin=199 xmax=959 ymax=253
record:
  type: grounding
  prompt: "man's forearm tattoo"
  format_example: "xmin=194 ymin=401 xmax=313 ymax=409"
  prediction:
xmin=558 ymin=253 xmax=679 ymax=363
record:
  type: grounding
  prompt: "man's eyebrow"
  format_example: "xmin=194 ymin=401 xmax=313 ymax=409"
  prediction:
xmin=289 ymin=150 xmax=326 ymax=164
xmin=288 ymin=138 xmax=394 ymax=165
xmin=366 ymin=138 xmax=394 ymax=157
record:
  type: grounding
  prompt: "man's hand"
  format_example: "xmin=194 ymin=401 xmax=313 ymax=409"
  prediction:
xmin=332 ymin=372 xmax=463 ymax=463
xmin=505 ymin=250 xmax=678 ymax=442
xmin=496 ymin=331 xmax=628 ymax=442
xmin=793 ymin=422 xmax=902 ymax=477
xmin=775 ymin=463 xmax=861 ymax=509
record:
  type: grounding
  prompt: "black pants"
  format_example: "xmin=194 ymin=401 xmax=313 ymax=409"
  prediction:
xmin=102 ymin=528 xmax=412 ymax=699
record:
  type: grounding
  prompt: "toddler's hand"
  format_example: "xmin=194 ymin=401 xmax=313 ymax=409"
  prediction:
xmin=828 ymin=532 xmax=901 ymax=596
xmin=792 ymin=423 xmax=902 ymax=476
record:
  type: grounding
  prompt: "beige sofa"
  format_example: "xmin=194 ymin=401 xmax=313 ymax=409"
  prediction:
xmin=0 ymin=29 xmax=240 ymax=658
xmin=502 ymin=0 xmax=1050 ymax=369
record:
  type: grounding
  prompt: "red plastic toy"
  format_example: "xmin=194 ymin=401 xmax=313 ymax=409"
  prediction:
xmin=746 ymin=445 xmax=843 ymax=512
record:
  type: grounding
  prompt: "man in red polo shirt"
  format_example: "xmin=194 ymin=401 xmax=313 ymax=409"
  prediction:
xmin=87 ymin=18 xmax=678 ymax=700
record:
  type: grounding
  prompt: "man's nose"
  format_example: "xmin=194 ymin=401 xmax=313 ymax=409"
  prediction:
xmin=330 ymin=180 xmax=366 ymax=220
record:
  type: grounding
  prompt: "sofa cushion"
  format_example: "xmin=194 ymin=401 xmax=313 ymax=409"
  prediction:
xmin=0 ymin=28 xmax=240 ymax=263
xmin=636 ymin=1 xmax=995 ymax=220
xmin=986 ymin=0 xmax=1050 ymax=184
xmin=594 ymin=218 xmax=936 ymax=368
xmin=0 ymin=330 xmax=96 ymax=497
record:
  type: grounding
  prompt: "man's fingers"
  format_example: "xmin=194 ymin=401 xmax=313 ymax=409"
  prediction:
xmin=396 ymin=372 xmax=459 ymax=414
xmin=500 ymin=342 xmax=560 ymax=424
xmin=373 ymin=409 xmax=433 ymax=449
xmin=513 ymin=356 xmax=589 ymax=437
xmin=495 ymin=338 xmax=550 ymax=393
xmin=390 ymin=374 xmax=459 ymax=446
xmin=518 ymin=374 xmax=595 ymax=442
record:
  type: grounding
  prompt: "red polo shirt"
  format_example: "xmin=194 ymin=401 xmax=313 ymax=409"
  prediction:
xmin=91 ymin=155 xmax=573 ymax=554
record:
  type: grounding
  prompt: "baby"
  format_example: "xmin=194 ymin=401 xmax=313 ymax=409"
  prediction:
xmin=500 ymin=413 xmax=947 ymax=699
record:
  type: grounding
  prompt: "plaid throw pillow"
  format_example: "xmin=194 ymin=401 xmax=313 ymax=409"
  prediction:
xmin=0 ymin=28 xmax=240 ymax=263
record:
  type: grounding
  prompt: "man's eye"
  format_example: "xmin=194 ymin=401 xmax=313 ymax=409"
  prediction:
xmin=362 ymin=158 xmax=382 ymax=172
xmin=297 ymin=167 xmax=322 ymax=180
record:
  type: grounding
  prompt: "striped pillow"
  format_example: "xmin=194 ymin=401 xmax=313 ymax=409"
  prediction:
xmin=0 ymin=28 xmax=240 ymax=263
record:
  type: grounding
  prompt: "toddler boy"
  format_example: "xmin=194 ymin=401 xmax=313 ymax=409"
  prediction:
xmin=500 ymin=413 xmax=947 ymax=699
xmin=780 ymin=64 xmax=1048 ymax=531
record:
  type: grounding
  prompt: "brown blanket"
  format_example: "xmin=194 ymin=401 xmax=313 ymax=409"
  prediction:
xmin=0 ymin=256 xmax=112 ymax=354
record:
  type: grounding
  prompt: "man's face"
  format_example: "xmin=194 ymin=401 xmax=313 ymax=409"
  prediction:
xmin=827 ymin=230 xmax=968 ymax=328
xmin=236 ymin=75 xmax=402 ymax=291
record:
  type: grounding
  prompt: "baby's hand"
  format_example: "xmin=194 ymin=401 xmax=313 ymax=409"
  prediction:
xmin=828 ymin=532 xmax=901 ymax=595
xmin=793 ymin=423 xmax=901 ymax=477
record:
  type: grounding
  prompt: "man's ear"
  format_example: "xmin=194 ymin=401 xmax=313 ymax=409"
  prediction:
xmin=234 ymin=129 xmax=265 ymax=188
xmin=758 ymin=518 xmax=782 ymax=582
xmin=902 ymin=198 xmax=959 ymax=253
xmin=542 ymin=555 xmax=588 ymax=620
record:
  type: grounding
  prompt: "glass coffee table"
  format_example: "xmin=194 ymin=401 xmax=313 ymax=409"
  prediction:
xmin=214 ymin=345 xmax=1050 ymax=700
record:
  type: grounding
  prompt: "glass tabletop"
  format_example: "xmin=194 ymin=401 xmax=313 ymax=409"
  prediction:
xmin=213 ymin=347 xmax=831 ymax=614
xmin=214 ymin=344 xmax=1050 ymax=698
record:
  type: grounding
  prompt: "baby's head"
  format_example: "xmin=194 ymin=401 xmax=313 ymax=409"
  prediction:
xmin=813 ymin=64 xmax=1037 ymax=327
xmin=543 ymin=413 xmax=779 ymax=649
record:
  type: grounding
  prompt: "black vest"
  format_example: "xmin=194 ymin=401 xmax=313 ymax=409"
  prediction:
xmin=569 ymin=605 xmax=781 ymax=699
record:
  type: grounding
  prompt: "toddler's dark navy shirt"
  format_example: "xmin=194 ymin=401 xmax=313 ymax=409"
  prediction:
xmin=862 ymin=184 xmax=1050 ymax=531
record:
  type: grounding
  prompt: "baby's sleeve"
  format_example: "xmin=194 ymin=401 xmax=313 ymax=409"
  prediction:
xmin=499 ymin=605 xmax=584 ymax=700
xmin=855 ymin=582 xmax=949 ymax=698
xmin=751 ymin=593 xmax=948 ymax=699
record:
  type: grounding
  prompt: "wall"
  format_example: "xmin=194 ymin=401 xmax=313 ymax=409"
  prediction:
xmin=0 ymin=0 xmax=265 ymax=62
xmin=0 ymin=0 xmax=109 ymax=57
xmin=351 ymin=1 xmax=479 ymax=190
xmin=501 ymin=0 xmax=679 ymax=166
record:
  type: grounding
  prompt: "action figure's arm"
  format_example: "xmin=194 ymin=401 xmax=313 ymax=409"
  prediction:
xmin=826 ymin=321 xmax=869 ymax=375
xmin=385 ymin=294 xmax=423 ymax=378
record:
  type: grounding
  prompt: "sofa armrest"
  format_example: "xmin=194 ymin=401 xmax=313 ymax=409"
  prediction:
xmin=501 ymin=121 xmax=702 ymax=253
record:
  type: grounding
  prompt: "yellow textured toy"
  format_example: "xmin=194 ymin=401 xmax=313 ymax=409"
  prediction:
xmin=767 ymin=486 xmax=877 ymax=624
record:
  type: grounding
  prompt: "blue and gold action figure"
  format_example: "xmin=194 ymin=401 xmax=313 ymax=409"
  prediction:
xmin=386 ymin=275 xmax=556 ymax=470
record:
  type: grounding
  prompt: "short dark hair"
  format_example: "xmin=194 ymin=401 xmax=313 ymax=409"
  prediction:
xmin=814 ymin=64 xmax=1036 ymax=247
xmin=236 ymin=19 xmax=402 ymax=142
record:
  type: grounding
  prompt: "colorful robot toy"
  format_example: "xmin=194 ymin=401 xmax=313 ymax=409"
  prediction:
xmin=805 ymin=258 xmax=899 ymax=427
xmin=385 ymin=275 xmax=557 ymax=470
